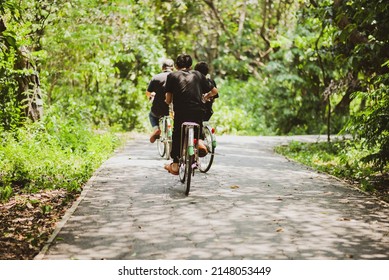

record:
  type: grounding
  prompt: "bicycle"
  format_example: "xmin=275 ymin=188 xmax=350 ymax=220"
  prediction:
xmin=179 ymin=122 xmax=201 ymax=196
xmin=198 ymin=121 xmax=216 ymax=173
xmin=156 ymin=114 xmax=173 ymax=160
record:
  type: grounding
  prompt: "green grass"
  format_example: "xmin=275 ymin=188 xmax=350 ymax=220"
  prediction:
xmin=0 ymin=120 xmax=123 ymax=202
xmin=274 ymin=140 xmax=388 ymax=194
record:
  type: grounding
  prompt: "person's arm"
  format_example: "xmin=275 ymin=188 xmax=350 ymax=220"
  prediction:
xmin=203 ymin=87 xmax=218 ymax=101
xmin=165 ymin=92 xmax=172 ymax=104
xmin=165 ymin=73 xmax=173 ymax=104
xmin=146 ymin=77 xmax=157 ymax=101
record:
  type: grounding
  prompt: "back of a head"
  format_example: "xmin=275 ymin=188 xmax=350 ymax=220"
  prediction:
xmin=162 ymin=58 xmax=174 ymax=70
xmin=194 ymin=61 xmax=209 ymax=76
xmin=175 ymin=54 xmax=192 ymax=69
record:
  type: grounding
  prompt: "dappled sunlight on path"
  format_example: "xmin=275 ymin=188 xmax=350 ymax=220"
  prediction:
xmin=38 ymin=135 xmax=389 ymax=260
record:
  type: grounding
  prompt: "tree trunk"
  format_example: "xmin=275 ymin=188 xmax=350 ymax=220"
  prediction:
xmin=1 ymin=17 xmax=43 ymax=122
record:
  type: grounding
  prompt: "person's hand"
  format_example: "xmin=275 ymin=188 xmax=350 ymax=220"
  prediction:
xmin=201 ymin=94 xmax=207 ymax=103
xmin=202 ymin=93 xmax=212 ymax=103
xmin=149 ymin=92 xmax=156 ymax=102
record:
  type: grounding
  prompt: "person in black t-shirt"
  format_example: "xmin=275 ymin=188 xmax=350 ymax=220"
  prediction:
xmin=146 ymin=58 xmax=174 ymax=143
xmin=194 ymin=61 xmax=219 ymax=121
xmin=164 ymin=54 xmax=218 ymax=175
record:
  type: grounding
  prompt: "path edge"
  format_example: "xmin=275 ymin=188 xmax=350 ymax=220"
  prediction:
xmin=33 ymin=167 xmax=102 ymax=260
xmin=32 ymin=135 xmax=134 ymax=260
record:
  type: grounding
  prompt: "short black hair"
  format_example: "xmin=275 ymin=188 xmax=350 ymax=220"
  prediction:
xmin=176 ymin=54 xmax=192 ymax=69
xmin=194 ymin=61 xmax=209 ymax=76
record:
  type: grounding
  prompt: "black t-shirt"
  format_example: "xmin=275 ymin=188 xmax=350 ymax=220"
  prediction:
xmin=204 ymin=78 xmax=218 ymax=120
xmin=147 ymin=71 xmax=171 ymax=117
xmin=165 ymin=70 xmax=213 ymax=116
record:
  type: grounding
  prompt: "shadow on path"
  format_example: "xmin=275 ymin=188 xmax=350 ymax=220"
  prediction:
xmin=37 ymin=134 xmax=389 ymax=260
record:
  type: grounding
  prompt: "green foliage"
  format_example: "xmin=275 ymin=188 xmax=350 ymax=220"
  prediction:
xmin=210 ymin=78 xmax=272 ymax=135
xmin=275 ymin=139 xmax=387 ymax=192
xmin=260 ymin=57 xmax=326 ymax=135
xmin=0 ymin=9 xmax=24 ymax=129
xmin=0 ymin=71 xmax=23 ymax=130
xmin=1 ymin=0 xmax=63 ymax=129
xmin=343 ymin=73 xmax=389 ymax=169
xmin=0 ymin=118 xmax=120 ymax=202
xmin=40 ymin=0 xmax=165 ymax=131
xmin=274 ymin=0 xmax=389 ymax=170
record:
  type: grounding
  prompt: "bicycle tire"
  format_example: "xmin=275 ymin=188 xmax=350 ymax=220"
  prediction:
xmin=179 ymin=157 xmax=186 ymax=183
xmin=157 ymin=138 xmax=165 ymax=157
xmin=179 ymin=133 xmax=188 ymax=184
xmin=157 ymin=118 xmax=166 ymax=157
xmin=185 ymin=154 xmax=193 ymax=196
xmin=199 ymin=126 xmax=215 ymax=173
xmin=165 ymin=118 xmax=172 ymax=160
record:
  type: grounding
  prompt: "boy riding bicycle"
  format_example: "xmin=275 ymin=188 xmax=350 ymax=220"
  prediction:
xmin=164 ymin=54 xmax=218 ymax=175
xmin=146 ymin=58 xmax=174 ymax=143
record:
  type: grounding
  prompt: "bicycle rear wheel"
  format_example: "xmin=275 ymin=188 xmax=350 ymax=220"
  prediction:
xmin=199 ymin=125 xmax=215 ymax=173
xmin=157 ymin=138 xmax=165 ymax=157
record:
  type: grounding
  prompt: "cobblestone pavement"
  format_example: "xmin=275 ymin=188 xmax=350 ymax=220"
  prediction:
xmin=37 ymin=134 xmax=389 ymax=260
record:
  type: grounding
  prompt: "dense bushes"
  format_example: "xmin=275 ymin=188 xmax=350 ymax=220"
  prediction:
xmin=210 ymin=78 xmax=271 ymax=135
xmin=343 ymin=73 xmax=389 ymax=170
xmin=275 ymin=139 xmax=388 ymax=199
xmin=0 ymin=117 xmax=120 ymax=202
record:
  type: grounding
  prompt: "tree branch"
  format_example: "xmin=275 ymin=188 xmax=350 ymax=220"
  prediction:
xmin=237 ymin=1 xmax=246 ymax=42
xmin=202 ymin=0 xmax=237 ymax=46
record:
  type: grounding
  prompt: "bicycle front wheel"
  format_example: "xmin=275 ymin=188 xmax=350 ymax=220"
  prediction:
xmin=184 ymin=154 xmax=193 ymax=196
xmin=179 ymin=138 xmax=187 ymax=184
xmin=157 ymin=119 xmax=166 ymax=157
xmin=199 ymin=126 xmax=215 ymax=173
xmin=165 ymin=120 xmax=172 ymax=160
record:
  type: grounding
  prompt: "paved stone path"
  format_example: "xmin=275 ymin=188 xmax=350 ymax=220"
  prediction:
xmin=36 ymin=134 xmax=389 ymax=260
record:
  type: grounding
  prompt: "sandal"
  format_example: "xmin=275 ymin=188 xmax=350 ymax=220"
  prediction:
xmin=150 ymin=129 xmax=161 ymax=143
xmin=164 ymin=163 xmax=179 ymax=175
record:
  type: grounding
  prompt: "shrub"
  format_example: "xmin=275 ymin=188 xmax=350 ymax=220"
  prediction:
xmin=0 ymin=118 xmax=120 ymax=202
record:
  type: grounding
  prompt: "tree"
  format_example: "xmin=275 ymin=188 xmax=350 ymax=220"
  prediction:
xmin=326 ymin=0 xmax=388 ymax=167
xmin=0 ymin=0 xmax=63 ymax=128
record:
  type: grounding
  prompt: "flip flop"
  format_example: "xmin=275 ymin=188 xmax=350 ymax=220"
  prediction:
xmin=164 ymin=163 xmax=179 ymax=175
